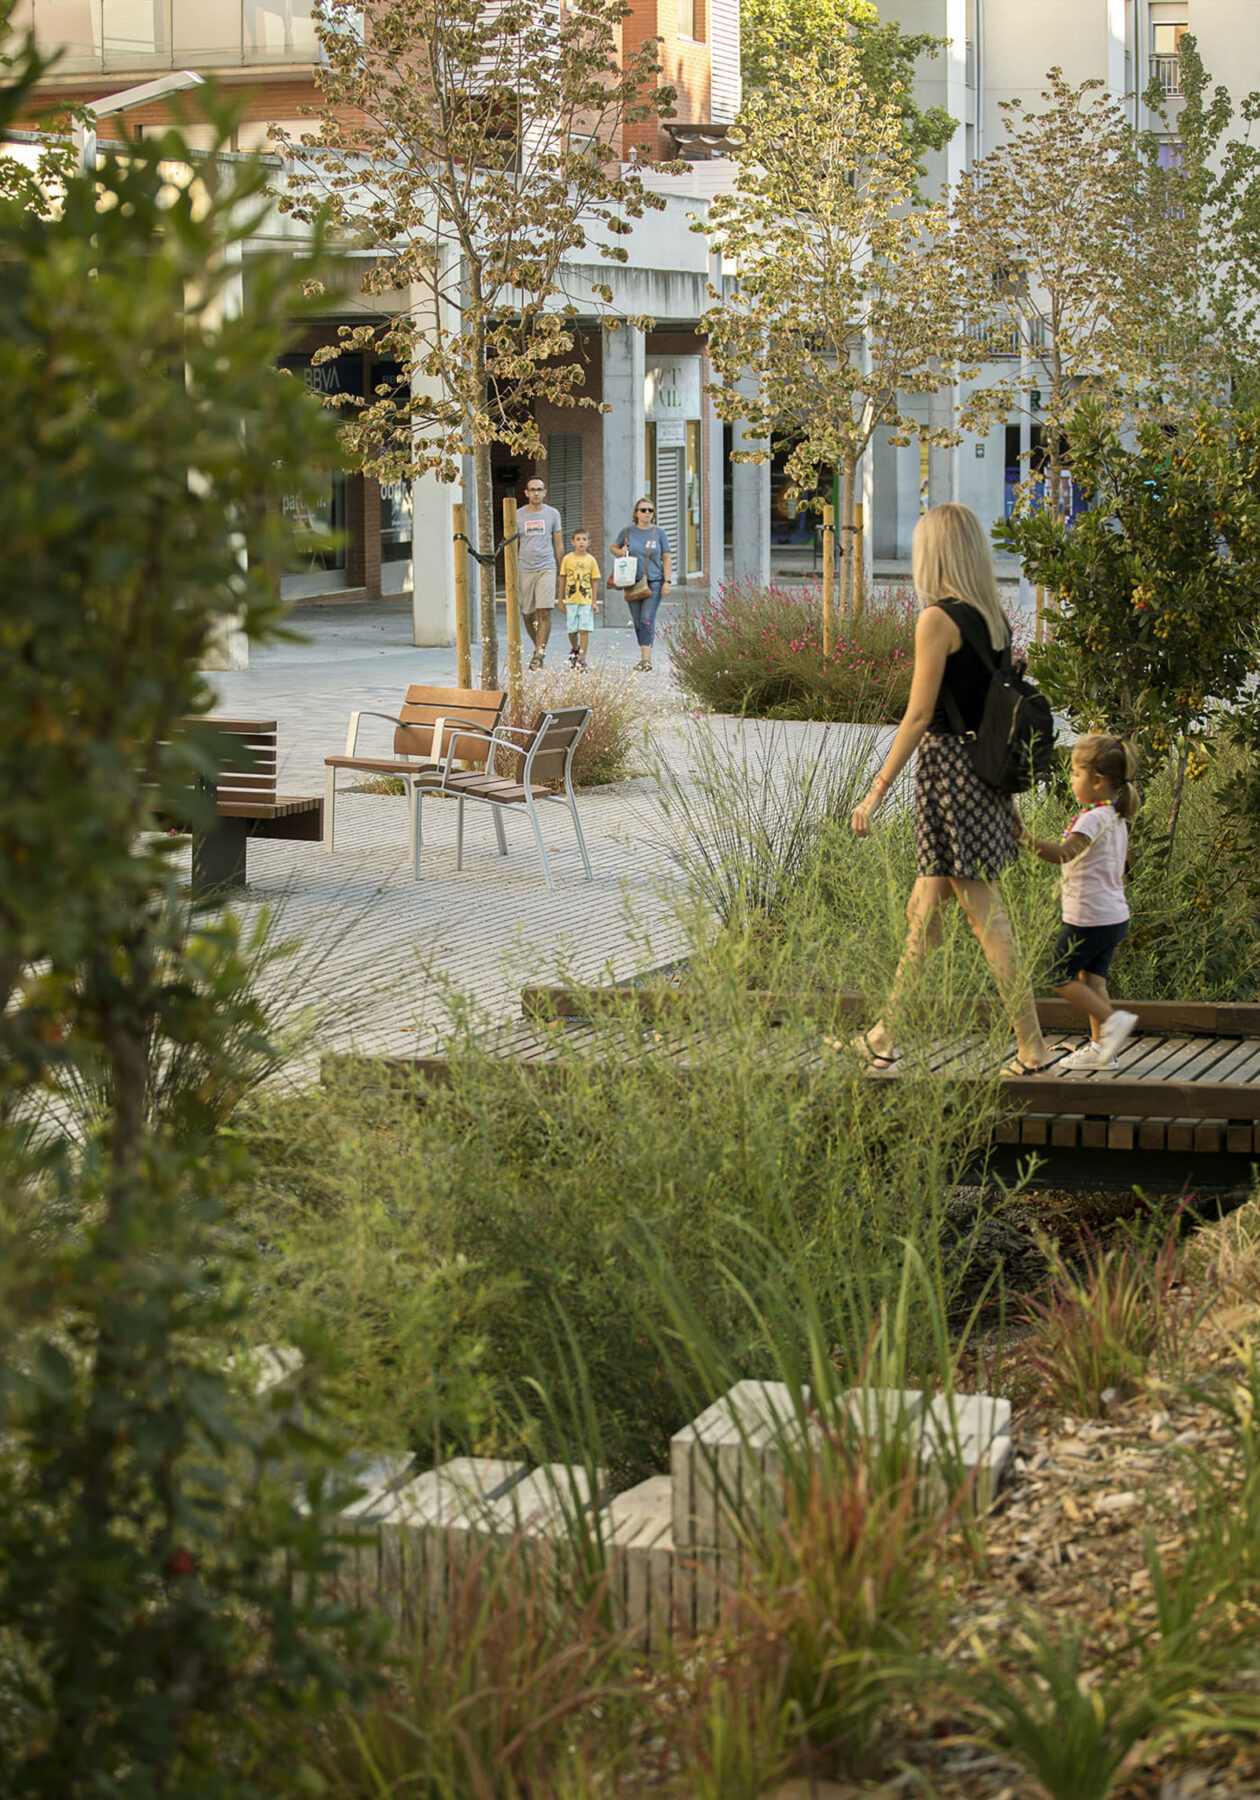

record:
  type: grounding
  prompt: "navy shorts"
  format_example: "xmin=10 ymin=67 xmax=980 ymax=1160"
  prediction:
xmin=1049 ymin=919 xmax=1129 ymax=985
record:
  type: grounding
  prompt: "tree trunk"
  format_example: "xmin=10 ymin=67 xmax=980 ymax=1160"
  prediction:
xmin=475 ymin=437 xmax=497 ymax=688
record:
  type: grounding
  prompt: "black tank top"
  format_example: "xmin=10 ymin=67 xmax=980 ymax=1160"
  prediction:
xmin=928 ymin=598 xmax=1008 ymax=735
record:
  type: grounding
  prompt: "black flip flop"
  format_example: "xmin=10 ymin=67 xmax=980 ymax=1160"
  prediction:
xmin=1002 ymin=1052 xmax=1064 ymax=1077
xmin=831 ymin=1030 xmax=898 ymax=1071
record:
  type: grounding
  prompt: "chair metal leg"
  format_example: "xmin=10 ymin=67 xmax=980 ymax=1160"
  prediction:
xmin=412 ymin=791 xmax=424 ymax=879
xmin=492 ymin=808 xmax=508 ymax=856
xmin=524 ymin=791 xmax=554 ymax=890
xmin=324 ymin=766 xmax=336 ymax=852
xmin=456 ymin=797 xmax=465 ymax=870
xmin=408 ymin=779 xmax=421 ymax=870
xmin=564 ymin=775 xmax=594 ymax=880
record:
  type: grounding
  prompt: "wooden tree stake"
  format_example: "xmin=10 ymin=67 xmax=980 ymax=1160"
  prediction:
xmin=452 ymin=502 xmax=472 ymax=690
xmin=853 ymin=500 xmax=865 ymax=617
xmin=821 ymin=502 xmax=835 ymax=659
xmin=503 ymin=496 xmax=523 ymax=713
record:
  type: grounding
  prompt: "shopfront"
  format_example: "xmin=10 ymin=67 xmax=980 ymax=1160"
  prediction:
xmin=644 ymin=356 xmax=703 ymax=579
xmin=277 ymin=346 xmax=409 ymax=600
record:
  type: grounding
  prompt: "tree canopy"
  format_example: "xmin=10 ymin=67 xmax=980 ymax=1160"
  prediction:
xmin=741 ymin=0 xmax=955 ymax=166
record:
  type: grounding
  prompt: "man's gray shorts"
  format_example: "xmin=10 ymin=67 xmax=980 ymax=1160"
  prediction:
xmin=520 ymin=567 xmax=557 ymax=613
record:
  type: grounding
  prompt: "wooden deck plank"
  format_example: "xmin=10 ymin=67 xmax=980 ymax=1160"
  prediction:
xmin=520 ymin=987 xmax=1260 ymax=1038
xmin=995 ymin=1076 xmax=1260 ymax=1121
xmin=1153 ymin=1037 xmax=1257 ymax=1085
xmin=1115 ymin=1035 xmax=1199 ymax=1082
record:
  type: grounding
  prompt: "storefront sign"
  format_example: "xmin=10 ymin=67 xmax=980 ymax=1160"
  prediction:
xmin=656 ymin=420 xmax=687 ymax=448
xmin=645 ymin=356 xmax=702 ymax=420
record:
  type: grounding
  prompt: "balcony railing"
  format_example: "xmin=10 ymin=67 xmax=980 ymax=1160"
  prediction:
xmin=1152 ymin=54 xmax=1182 ymax=97
xmin=11 ymin=0 xmax=320 ymax=74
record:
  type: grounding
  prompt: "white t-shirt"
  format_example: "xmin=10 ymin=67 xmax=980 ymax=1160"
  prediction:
xmin=1060 ymin=803 xmax=1129 ymax=927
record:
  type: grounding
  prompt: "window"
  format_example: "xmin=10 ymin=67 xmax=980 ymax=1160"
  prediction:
xmin=677 ymin=0 xmax=701 ymax=42
xmin=1152 ymin=22 xmax=1186 ymax=96
xmin=546 ymin=432 xmax=584 ymax=539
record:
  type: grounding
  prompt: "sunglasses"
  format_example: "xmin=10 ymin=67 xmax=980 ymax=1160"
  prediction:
xmin=636 ymin=507 xmax=655 ymax=515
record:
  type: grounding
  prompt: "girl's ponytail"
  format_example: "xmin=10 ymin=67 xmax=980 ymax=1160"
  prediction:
xmin=1077 ymin=734 xmax=1141 ymax=819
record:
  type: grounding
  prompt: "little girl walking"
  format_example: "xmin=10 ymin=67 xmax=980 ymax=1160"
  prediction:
xmin=1018 ymin=734 xmax=1141 ymax=1072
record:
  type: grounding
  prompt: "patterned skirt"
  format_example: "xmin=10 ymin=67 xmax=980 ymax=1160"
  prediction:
xmin=913 ymin=731 xmax=1018 ymax=880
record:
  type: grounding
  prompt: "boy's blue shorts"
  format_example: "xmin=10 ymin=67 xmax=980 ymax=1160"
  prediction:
xmin=1049 ymin=919 xmax=1129 ymax=984
xmin=565 ymin=604 xmax=595 ymax=632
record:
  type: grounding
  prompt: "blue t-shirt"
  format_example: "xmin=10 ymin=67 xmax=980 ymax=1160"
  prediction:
xmin=620 ymin=522 xmax=669 ymax=585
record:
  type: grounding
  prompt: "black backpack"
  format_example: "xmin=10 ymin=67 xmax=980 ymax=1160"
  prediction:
xmin=940 ymin=604 xmax=1055 ymax=794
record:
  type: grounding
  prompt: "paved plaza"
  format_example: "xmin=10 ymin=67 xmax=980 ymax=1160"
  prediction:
xmin=205 ymin=598 xmax=698 ymax=1068
xmin=203 ymin=595 xmax=893 ymax=1074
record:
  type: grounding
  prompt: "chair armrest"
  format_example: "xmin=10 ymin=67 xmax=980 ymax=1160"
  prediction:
xmin=343 ymin=710 xmax=412 ymax=757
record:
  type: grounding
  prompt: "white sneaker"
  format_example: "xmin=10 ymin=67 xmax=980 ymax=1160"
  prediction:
xmin=1097 ymin=1009 xmax=1139 ymax=1063
xmin=1059 ymin=1043 xmax=1119 ymax=1072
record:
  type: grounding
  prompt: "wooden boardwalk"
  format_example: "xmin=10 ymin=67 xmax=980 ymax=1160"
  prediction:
xmin=328 ymin=988 xmax=1260 ymax=1172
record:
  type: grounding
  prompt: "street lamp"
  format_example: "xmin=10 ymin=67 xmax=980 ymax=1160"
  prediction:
xmin=74 ymin=70 xmax=207 ymax=170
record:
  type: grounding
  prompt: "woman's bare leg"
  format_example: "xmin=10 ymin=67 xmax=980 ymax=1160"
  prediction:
xmin=865 ymin=877 xmax=953 ymax=1055
xmin=950 ymin=876 xmax=1048 ymax=1068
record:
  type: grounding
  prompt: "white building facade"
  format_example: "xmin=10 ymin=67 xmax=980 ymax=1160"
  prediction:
xmin=867 ymin=0 xmax=1252 ymax=564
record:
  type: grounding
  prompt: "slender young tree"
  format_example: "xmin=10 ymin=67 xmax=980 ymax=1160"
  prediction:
xmin=701 ymin=45 xmax=963 ymax=614
xmin=278 ymin=0 xmax=673 ymax=684
xmin=1142 ymin=33 xmax=1260 ymax=405
xmin=946 ymin=71 xmax=1168 ymax=524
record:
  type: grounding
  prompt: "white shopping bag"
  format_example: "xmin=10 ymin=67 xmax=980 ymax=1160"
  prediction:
xmin=611 ymin=553 xmax=637 ymax=588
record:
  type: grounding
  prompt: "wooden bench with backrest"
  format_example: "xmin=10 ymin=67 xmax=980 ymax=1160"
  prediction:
xmin=159 ymin=718 xmax=323 ymax=895
xmin=412 ymin=706 xmax=594 ymax=889
xmin=323 ymin=684 xmax=507 ymax=862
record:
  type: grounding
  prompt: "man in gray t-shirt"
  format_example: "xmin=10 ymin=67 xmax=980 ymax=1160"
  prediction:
xmin=517 ymin=476 xmax=564 ymax=668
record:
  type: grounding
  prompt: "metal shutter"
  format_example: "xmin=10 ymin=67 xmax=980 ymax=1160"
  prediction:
xmin=546 ymin=432 xmax=583 ymax=538
xmin=654 ymin=445 xmax=684 ymax=569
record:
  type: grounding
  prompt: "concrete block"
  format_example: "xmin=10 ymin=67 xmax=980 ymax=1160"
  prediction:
xmin=842 ymin=1385 xmax=926 ymax=1442
xmin=671 ymin=1380 xmax=809 ymax=1551
xmin=919 ymin=1392 xmax=1013 ymax=1512
xmin=482 ymin=1462 xmax=603 ymax=1539
xmin=363 ymin=1458 xmax=528 ymax=1628
xmin=227 ymin=1342 xmax=302 ymax=1396
xmin=602 ymin=1474 xmax=678 ymax=1654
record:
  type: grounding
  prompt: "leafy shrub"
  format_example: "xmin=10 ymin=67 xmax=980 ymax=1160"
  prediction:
xmin=998 ymin=398 xmax=1260 ymax=758
xmin=668 ymin=579 xmax=919 ymax=721
xmin=0 ymin=72 xmax=363 ymax=1795
xmin=506 ymin=659 xmax=658 ymax=786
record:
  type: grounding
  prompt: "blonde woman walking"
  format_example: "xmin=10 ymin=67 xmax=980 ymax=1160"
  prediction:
xmin=849 ymin=504 xmax=1054 ymax=1077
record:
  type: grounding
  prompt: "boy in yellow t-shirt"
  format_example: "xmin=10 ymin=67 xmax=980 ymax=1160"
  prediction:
xmin=557 ymin=529 xmax=601 ymax=670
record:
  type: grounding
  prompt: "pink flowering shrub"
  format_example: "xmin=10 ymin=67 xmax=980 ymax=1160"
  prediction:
xmin=669 ymin=579 xmax=919 ymax=722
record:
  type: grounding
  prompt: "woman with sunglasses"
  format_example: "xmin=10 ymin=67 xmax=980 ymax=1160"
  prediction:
xmin=610 ymin=497 xmax=672 ymax=673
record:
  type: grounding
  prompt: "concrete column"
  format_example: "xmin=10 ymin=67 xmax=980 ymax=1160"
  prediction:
xmin=705 ymin=254 xmax=726 ymax=592
xmin=408 ymin=269 xmax=460 ymax=647
xmin=201 ymin=237 xmax=248 ymax=671
xmin=927 ymin=384 xmax=956 ymax=511
xmin=1106 ymin=0 xmax=1128 ymax=99
xmin=411 ymin=470 xmax=461 ymax=646
xmin=731 ymin=372 xmax=770 ymax=586
xmin=601 ymin=324 xmax=647 ymax=560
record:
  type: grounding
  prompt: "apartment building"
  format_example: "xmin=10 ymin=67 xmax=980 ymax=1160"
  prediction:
xmin=10 ymin=0 xmax=742 ymax=640
xmin=868 ymin=0 xmax=1255 ymax=562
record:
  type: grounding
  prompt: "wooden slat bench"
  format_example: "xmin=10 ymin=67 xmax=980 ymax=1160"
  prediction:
xmin=163 ymin=718 xmax=322 ymax=895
